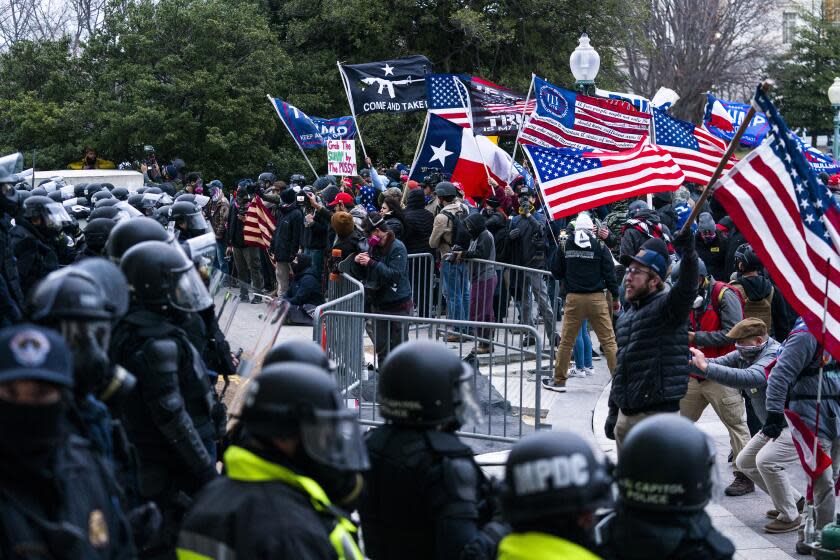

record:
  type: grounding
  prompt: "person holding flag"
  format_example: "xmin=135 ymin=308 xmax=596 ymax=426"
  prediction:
xmin=763 ymin=318 xmax=840 ymax=552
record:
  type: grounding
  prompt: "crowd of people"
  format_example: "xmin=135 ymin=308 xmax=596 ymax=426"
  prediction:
xmin=0 ymin=143 xmax=839 ymax=558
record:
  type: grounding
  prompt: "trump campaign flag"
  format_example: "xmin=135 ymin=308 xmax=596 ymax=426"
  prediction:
xmin=652 ymin=108 xmax=736 ymax=185
xmin=311 ymin=116 xmax=357 ymax=141
xmin=409 ymin=114 xmax=518 ymax=198
xmin=523 ymin=142 xmax=684 ymax=220
xmin=469 ymin=76 xmax=535 ymax=136
xmin=715 ymin=85 xmax=840 ymax=361
xmin=269 ymin=97 xmax=324 ymax=150
xmin=704 ymin=93 xmax=769 ymax=147
xmin=520 ymin=77 xmax=651 ymax=151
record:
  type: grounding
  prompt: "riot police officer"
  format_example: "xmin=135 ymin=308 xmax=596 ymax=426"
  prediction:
xmin=106 ymin=216 xmax=174 ymax=263
xmin=111 ymin=240 xmax=220 ymax=555
xmin=169 ymin=200 xmax=210 ymax=241
xmin=177 ymin=362 xmax=368 ymax=559
xmin=0 ymin=152 xmax=25 ymax=325
xmin=77 ymin=217 xmax=117 ymax=259
xmin=359 ymin=340 xmax=506 ymax=559
xmin=499 ymin=431 xmax=612 ymax=559
xmin=10 ymin=194 xmax=76 ymax=289
xmin=0 ymin=323 xmax=136 ymax=558
xmin=598 ymin=414 xmax=735 ymax=559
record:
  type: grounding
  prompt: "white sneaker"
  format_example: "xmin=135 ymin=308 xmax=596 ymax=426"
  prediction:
xmin=585 ymin=367 xmax=596 ymax=377
xmin=568 ymin=368 xmax=586 ymax=378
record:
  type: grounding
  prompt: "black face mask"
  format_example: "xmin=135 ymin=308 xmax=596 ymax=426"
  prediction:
xmin=0 ymin=399 xmax=66 ymax=471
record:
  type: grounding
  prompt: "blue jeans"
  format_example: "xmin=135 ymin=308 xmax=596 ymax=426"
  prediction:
xmin=214 ymin=240 xmax=229 ymax=274
xmin=441 ymin=260 xmax=470 ymax=328
xmin=573 ymin=319 xmax=592 ymax=369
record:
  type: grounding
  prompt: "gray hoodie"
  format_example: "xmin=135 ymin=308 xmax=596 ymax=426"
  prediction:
xmin=697 ymin=338 xmax=781 ymax=424
xmin=766 ymin=326 xmax=840 ymax=439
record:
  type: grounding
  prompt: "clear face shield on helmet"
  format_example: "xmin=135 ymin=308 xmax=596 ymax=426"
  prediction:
xmin=113 ymin=201 xmax=142 ymax=223
xmin=167 ymin=253 xmax=213 ymax=312
xmin=454 ymin=364 xmax=483 ymax=427
xmin=299 ymin=408 xmax=370 ymax=472
xmin=41 ymin=201 xmax=74 ymax=231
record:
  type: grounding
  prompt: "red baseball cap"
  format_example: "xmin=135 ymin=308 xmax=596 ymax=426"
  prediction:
xmin=328 ymin=192 xmax=355 ymax=207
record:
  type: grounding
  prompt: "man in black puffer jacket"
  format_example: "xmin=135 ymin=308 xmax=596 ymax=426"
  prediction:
xmin=609 ymin=228 xmax=698 ymax=452
xmin=402 ymin=188 xmax=434 ymax=255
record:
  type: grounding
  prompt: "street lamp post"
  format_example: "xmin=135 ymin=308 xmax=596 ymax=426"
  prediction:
xmin=829 ymin=77 xmax=840 ymax=161
xmin=570 ymin=33 xmax=600 ymax=96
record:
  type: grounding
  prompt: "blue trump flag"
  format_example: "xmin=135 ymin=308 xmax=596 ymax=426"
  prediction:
xmin=269 ymin=97 xmax=356 ymax=150
xmin=703 ymin=93 xmax=770 ymax=147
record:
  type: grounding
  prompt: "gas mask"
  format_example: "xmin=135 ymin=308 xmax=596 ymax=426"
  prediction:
xmin=60 ymin=320 xmax=112 ymax=398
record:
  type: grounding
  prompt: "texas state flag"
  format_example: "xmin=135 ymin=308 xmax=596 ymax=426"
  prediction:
xmin=705 ymin=96 xmax=735 ymax=132
xmin=410 ymin=113 xmax=510 ymax=198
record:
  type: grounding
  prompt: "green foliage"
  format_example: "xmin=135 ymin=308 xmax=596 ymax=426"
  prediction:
xmin=0 ymin=0 xmax=629 ymax=184
xmin=766 ymin=11 xmax=840 ymax=139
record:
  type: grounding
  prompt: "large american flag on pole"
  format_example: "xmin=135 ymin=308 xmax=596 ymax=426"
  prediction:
xmin=715 ymin=85 xmax=840 ymax=361
xmin=523 ymin=141 xmax=684 ymax=220
xmin=652 ymin=108 xmax=736 ymax=185
xmin=427 ymin=74 xmax=472 ymax=129
xmin=519 ymin=77 xmax=651 ymax=151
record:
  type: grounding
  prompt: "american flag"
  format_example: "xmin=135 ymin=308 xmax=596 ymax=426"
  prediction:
xmin=523 ymin=141 xmax=684 ymax=220
xmin=243 ymin=195 xmax=276 ymax=250
xmin=520 ymin=77 xmax=651 ymax=152
xmin=427 ymin=74 xmax=471 ymax=128
xmin=653 ymin=108 xmax=736 ymax=185
xmin=715 ymin=85 xmax=840 ymax=361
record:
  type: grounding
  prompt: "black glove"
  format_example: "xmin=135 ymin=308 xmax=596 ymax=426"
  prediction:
xmin=672 ymin=225 xmax=695 ymax=254
xmin=604 ymin=397 xmax=618 ymax=440
xmin=127 ymin=502 xmax=163 ymax=552
xmin=762 ymin=411 xmax=786 ymax=439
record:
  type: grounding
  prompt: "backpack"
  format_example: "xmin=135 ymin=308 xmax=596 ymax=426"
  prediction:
xmin=442 ymin=207 xmax=471 ymax=249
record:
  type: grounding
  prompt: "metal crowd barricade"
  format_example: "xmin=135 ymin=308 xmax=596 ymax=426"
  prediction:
xmin=317 ymin=311 xmax=544 ymax=443
xmin=312 ymin=272 xmax=366 ymax=392
xmin=435 ymin=257 xmax=561 ymax=377
xmin=406 ymin=253 xmax=435 ymax=319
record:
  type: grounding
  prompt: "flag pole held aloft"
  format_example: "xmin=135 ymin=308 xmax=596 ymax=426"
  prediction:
xmin=678 ymin=80 xmax=774 ymax=236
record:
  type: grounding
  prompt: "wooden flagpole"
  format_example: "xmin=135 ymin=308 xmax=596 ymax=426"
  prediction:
xmin=507 ymin=74 xmax=535 ymax=180
xmin=678 ymin=80 xmax=773 ymax=236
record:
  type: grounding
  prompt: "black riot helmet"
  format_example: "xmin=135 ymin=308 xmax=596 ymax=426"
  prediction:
xmin=28 ymin=267 xmax=111 ymax=323
xmin=94 ymin=197 xmax=120 ymax=209
xmin=264 ymin=339 xmax=333 ymax=372
xmin=73 ymin=184 xmax=88 ymax=198
xmin=121 ymin=240 xmax=211 ymax=312
xmin=91 ymin=190 xmax=113 ymax=203
xmin=502 ymin=431 xmax=613 ymax=527
xmin=170 ymin=200 xmax=209 ymax=239
xmin=28 ymin=265 xmax=134 ymax=401
xmin=616 ymin=414 xmax=717 ymax=512
xmin=85 ymin=183 xmax=104 ymax=198
xmin=30 ymin=187 xmax=47 ymax=197
xmin=154 ymin=204 xmax=172 ymax=227
xmin=22 ymin=195 xmax=73 ymax=231
xmin=175 ymin=193 xmax=196 ymax=204
xmin=83 ymin=218 xmax=117 ymax=253
xmin=240 ymin=362 xmax=369 ymax=472
xmin=127 ymin=193 xmax=144 ymax=209
xmin=734 ymin=243 xmax=763 ymax=274
xmin=89 ymin=206 xmax=121 ymax=221
xmin=111 ymin=187 xmax=129 ymax=201
xmin=289 ymin=173 xmax=306 ymax=187
xmin=144 ymin=186 xmax=163 ymax=195
xmin=48 ymin=191 xmax=62 ymax=202
xmin=378 ymin=341 xmax=481 ymax=429
xmin=74 ymin=257 xmax=129 ymax=321
xmin=106 ymin=216 xmax=172 ymax=263
xmin=258 ymin=172 xmax=276 ymax=188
